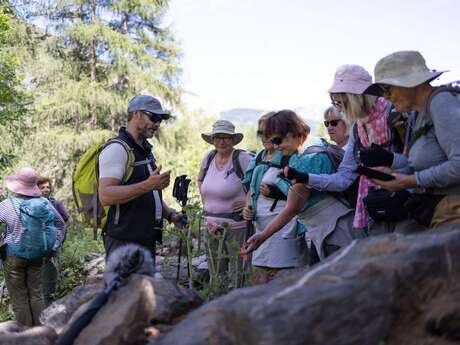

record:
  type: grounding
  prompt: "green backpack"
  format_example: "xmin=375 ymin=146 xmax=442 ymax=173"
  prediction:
xmin=72 ymin=138 xmax=135 ymax=239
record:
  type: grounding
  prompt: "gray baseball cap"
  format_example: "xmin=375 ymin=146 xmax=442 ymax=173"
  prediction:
xmin=127 ymin=95 xmax=171 ymax=119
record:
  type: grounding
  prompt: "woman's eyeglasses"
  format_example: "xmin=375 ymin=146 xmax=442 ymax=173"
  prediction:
xmin=323 ymin=119 xmax=341 ymax=127
xmin=143 ymin=111 xmax=163 ymax=123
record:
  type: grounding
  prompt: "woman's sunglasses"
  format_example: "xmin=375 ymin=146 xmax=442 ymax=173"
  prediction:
xmin=323 ymin=119 xmax=341 ymax=127
xmin=270 ymin=136 xmax=284 ymax=145
xmin=256 ymin=130 xmax=264 ymax=137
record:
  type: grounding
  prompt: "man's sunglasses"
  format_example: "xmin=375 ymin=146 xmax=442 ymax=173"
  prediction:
xmin=324 ymin=119 xmax=341 ymax=127
xmin=271 ymin=136 xmax=284 ymax=145
xmin=143 ymin=111 xmax=163 ymax=123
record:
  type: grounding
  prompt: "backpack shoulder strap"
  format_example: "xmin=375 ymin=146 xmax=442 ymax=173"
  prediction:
xmin=232 ymin=149 xmax=245 ymax=180
xmin=255 ymin=150 xmax=265 ymax=166
xmin=198 ymin=149 xmax=217 ymax=183
xmin=101 ymin=138 xmax=136 ymax=184
xmin=425 ymin=86 xmax=460 ymax=123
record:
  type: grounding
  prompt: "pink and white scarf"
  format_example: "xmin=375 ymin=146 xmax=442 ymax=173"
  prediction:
xmin=354 ymin=97 xmax=390 ymax=229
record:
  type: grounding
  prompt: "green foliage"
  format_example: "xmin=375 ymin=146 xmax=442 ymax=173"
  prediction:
xmin=0 ymin=269 xmax=14 ymax=322
xmin=0 ymin=6 xmax=27 ymax=125
xmin=12 ymin=0 xmax=182 ymax=129
xmin=0 ymin=127 xmax=113 ymax=203
xmin=55 ymin=222 xmax=104 ymax=298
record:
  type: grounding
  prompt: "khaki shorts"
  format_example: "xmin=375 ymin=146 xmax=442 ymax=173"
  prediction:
xmin=431 ymin=195 xmax=460 ymax=228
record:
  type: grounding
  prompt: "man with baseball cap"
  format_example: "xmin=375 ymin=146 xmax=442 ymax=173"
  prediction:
xmin=98 ymin=95 xmax=183 ymax=260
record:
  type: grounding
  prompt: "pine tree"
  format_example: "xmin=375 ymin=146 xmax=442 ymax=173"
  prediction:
xmin=0 ymin=3 xmax=26 ymax=124
xmin=10 ymin=0 xmax=181 ymax=129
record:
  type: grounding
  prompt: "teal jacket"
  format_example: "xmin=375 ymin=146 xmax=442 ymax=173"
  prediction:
xmin=242 ymin=148 xmax=305 ymax=235
xmin=275 ymin=140 xmax=335 ymax=213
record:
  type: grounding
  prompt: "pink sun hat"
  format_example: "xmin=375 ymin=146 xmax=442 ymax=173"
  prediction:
xmin=5 ymin=167 xmax=42 ymax=197
xmin=328 ymin=64 xmax=373 ymax=95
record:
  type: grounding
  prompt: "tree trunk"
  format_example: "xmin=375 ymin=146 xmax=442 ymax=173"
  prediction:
xmin=90 ymin=0 xmax=97 ymax=128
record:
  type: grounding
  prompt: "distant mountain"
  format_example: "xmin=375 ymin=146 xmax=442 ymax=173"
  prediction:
xmin=220 ymin=108 xmax=267 ymax=125
xmin=220 ymin=105 xmax=325 ymax=134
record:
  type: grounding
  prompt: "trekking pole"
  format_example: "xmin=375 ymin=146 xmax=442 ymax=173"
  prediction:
xmin=240 ymin=205 xmax=253 ymax=288
xmin=172 ymin=175 xmax=191 ymax=285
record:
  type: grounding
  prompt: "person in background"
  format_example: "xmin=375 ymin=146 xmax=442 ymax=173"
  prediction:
xmin=0 ymin=167 xmax=65 ymax=326
xmin=241 ymin=112 xmax=307 ymax=284
xmin=37 ymin=177 xmax=73 ymax=226
xmin=364 ymin=50 xmax=460 ymax=228
xmin=323 ymin=106 xmax=349 ymax=149
xmin=36 ymin=176 xmax=71 ymax=306
xmin=198 ymin=120 xmax=252 ymax=288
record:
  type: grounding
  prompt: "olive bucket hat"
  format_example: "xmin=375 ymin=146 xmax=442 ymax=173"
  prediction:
xmin=201 ymin=120 xmax=243 ymax=145
xmin=365 ymin=50 xmax=447 ymax=96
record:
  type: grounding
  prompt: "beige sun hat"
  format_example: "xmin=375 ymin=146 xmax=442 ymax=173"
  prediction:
xmin=201 ymin=120 xmax=243 ymax=145
xmin=365 ymin=50 xmax=447 ymax=96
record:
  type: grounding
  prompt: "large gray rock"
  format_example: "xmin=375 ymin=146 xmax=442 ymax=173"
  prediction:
xmin=151 ymin=224 xmax=460 ymax=345
xmin=0 ymin=321 xmax=57 ymax=345
xmin=67 ymin=274 xmax=156 ymax=345
xmin=40 ymin=283 xmax=103 ymax=333
xmin=150 ymin=276 xmax=203 ymax=324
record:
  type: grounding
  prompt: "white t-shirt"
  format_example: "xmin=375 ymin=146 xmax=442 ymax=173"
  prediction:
xmin=98 ymin=142 xmax=162 ymax=221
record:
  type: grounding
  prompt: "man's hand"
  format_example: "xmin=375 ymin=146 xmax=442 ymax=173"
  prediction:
xmin=170 ymin=212 xmax=188 ymax=228
xmin=144 ymin=167 xmax=171 ymax=191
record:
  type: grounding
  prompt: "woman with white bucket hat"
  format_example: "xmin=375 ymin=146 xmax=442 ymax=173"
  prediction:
xmin=365 ymin=50 xmax=460 ymax=228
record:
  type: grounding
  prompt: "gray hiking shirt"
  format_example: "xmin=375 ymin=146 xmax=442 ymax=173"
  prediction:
xmin=409 ymin=91 xmax=460 ymax=195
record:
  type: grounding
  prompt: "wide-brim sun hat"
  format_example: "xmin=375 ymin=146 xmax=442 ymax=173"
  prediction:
xmin=5 ymin=167 xmax=42 ymax=197
xmin=328 ymin=64 xmax=373 ymax=95
xmin=364 ymin=50 xmax=447 ymax=96
xmin=201 ymin=120 xmax=244 ymax=145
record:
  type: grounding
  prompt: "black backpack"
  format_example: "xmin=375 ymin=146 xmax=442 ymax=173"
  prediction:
xmin=198 ymin=149 xmax=254 ymax=190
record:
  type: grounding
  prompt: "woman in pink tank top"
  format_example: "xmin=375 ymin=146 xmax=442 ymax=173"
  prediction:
xmin=198 ymin=120 xmax=252 ymax=288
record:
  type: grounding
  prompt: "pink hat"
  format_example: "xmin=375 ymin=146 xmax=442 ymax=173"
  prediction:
xmin=328 ymin=64 xmax=373 ymax=95
xmin=5 ymin=167 xmax=42 ymax=197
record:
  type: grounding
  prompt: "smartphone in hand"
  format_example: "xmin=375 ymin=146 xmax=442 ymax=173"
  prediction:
xmin=355 ymin=165 xmax=395 ymax=181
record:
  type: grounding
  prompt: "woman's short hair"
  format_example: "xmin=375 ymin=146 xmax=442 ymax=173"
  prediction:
xmin=323 ymin=106 xmax=350 ymax=132
xmin=331 ymin=93 xmax=378 ymax=122
xmin=264 ymin=110 xmax=310 ymax=140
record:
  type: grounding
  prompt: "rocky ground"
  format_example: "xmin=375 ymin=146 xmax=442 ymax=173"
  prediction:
xmin=2 ymin=224 xmax=460 ymax=345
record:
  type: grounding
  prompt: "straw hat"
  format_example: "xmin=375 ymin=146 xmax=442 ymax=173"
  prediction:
xmin=365 ymin=50 xmax=446 ymax=96
xmin=201 ymin=120 xmax=243 ymax=145
xmin=5 ymin=167 xmax=42 ymax=197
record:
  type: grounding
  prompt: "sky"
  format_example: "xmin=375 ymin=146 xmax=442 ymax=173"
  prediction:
xmin=165 ymin=0 xmax=460 ymax=114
